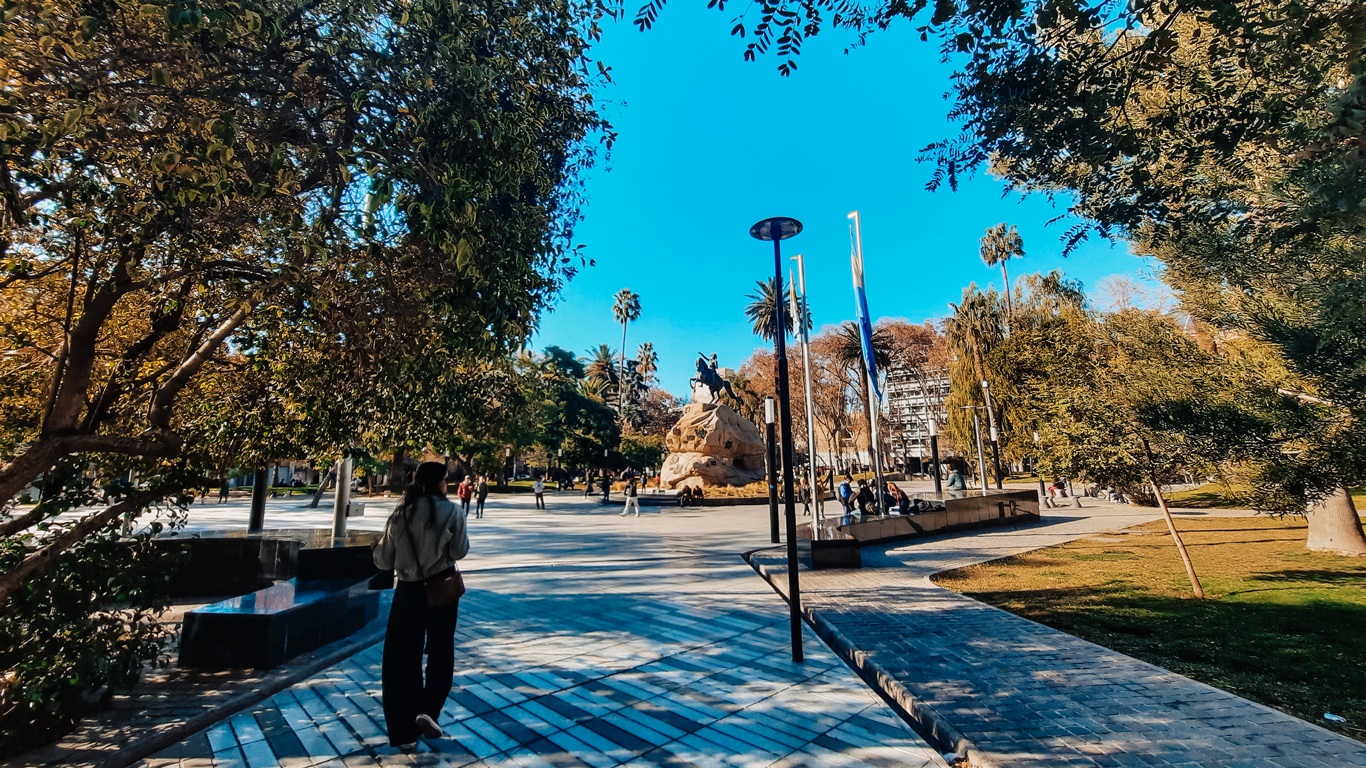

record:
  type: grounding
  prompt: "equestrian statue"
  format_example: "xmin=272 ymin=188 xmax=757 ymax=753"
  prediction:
xmin=691 ymin=353 xmax=738 ymax=403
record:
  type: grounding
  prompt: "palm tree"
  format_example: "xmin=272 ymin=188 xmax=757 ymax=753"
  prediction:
xmin=944 ymin=287 xmax=1006 ymax=483
xmin=583 ymin=344 xmax=619 ymax=393
xmin=612 ymin=289 xmax=641 ymax=412
xmin=834 ymin=322 xmax=893 ymax=470
xmin=743 ymin=277 xmax=812 ymax=342
xmin=635 ymin=342 xmax=658 ymax=385
xmin=980 ymin=223 xmax=1025 ymax=322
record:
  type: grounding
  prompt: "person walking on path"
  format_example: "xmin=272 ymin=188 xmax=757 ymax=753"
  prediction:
xmin=372 ymin=461 xmax=470 ymax=753
xmin=620 ymin=475 xmax=641 ymax=517
xmin=218 ymin=477 xmax=230 ymax=503
xmin=475 ymin=476 xmax=488 ymax=518
xmin=532 ymin=477 xmax=546 ymax=510
xmin=456 ymin=476 xmax=473 ymax=516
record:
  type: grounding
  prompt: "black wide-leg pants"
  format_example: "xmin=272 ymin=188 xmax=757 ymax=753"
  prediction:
xmin=381 ymin=580 xmax=460 ymax=746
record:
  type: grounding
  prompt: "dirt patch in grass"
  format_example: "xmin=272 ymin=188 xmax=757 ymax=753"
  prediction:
xmin=932 ymin=517 xmax=1366 ymax=742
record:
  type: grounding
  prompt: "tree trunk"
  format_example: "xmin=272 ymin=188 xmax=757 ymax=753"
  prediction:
xmin=387 ymin=449 xmax=407 ymax=494
xmin=1306 ymin=487 xmax=1366 ymax=557
xmin=619 ymin=322 xmax=628 ymax=413
xmin=1000 ymin=261 xmax=1012 ymax=328
xmin=1149 ymin=473 xmax=1205 ymax=598
xmin=307 ymin=466 xmax=336 ymax=508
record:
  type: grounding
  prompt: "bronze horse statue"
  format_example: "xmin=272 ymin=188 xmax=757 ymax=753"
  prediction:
xmin=691 ymin=355 xmax=738 ymax=403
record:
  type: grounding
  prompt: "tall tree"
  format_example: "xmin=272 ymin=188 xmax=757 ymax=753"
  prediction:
xmin=743 ymin=277 xmax=811 ymax=342
xmin=980 ymin=224 xmax=1024 ymax=324
xmin=612 ymin=289 xmax=641 ymax=412
xmin=0 ymin=0 xmax=608 ymax=746
xmin=944 ymin=287 xmax=1006 ymax=482
xmin=635 ymin=342 xmax=658 ymax=385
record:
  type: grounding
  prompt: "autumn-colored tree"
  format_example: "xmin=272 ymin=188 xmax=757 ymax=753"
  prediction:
xmin=0 ymin=0 xmax=608 ymax=748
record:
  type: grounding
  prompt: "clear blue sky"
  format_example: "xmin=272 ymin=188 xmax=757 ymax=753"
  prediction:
xmin=531 ymin=5 xmax=1156 ymax=395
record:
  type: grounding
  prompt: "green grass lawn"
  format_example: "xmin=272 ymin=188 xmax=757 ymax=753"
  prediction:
xmin=933 ymin=517 xmax=1366 ymax=742
xmin=1163 ymin=482 xmax=1366 ymax=511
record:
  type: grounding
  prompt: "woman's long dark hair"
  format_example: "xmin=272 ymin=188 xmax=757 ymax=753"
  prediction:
xmin=400 ymin=461 xmax=449 ymax=525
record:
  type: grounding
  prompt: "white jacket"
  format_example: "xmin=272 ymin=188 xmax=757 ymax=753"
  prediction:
xmin=373 ymin=496 xmax=470 ymax=582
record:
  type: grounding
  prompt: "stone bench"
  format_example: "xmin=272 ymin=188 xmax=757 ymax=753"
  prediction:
xmin=797 ymin=489 xmax=1041 ymax=570
xmin=179 ymin=577 xmax=379 ymax=670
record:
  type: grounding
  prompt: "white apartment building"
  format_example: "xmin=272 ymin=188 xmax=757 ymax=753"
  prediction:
xmin=884 ymin=368 xmax=949 ymax=471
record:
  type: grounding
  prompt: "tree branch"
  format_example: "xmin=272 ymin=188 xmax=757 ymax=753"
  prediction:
xmin=0 ymin=486 xmax=179 ymax=607
xmin=146 ymin=302 xmax=254 ymax=439
xmin=0 ymin=434 xmax=179 ymax=509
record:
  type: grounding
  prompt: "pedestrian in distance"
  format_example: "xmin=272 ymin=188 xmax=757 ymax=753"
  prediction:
xmin=837 ymin=475 xmax=854 ymax=516
xmin=456 ymin=476 xmax=473 ymax=516
xmin=620 ymin=475 xmax=641 ymax=517
xmin=798 ymin=477 xmax=812 ymax=516
xmin=532 ymin=476 xmax=545 ymax=510
xmin=946 ymin=465 xmax=967 ymax=491
xmin=372 ymin=461 xmax=469 ymax=753
xmin=218 ymin=477 xmax=230 ymax=503
xmin=475 ymin=476 xmax=489 ymax=518
xmin=583 ymin=474 xmax=594 ymax=498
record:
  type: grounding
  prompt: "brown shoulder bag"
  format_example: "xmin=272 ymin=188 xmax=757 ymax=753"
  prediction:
xmin=402 ymin=502 xmax=466 ymax=607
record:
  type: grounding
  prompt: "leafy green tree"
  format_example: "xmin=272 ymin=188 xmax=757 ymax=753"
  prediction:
xmin=1019 ymin=308 xmax=1258 ymax=598
xmin=0 ymin=0 xmax=608 ymax=746
xmin=620 ymin=435 xmax=666 ymax=471
xmin=944 ymin=286 xmax=1007 ymax=483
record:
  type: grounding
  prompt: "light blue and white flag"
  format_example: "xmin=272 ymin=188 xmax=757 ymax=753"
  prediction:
xmin=848 ymin=211 xmax=881 ymax=400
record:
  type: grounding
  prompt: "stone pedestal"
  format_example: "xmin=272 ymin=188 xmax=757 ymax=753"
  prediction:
xmin=660 ymin=402 xmax=766 ymax=488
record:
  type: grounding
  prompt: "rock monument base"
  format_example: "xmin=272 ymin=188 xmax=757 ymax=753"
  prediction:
xmin=659 ymin=401 xmax=766 ymax=489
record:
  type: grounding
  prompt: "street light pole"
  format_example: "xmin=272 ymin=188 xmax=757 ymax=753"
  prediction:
xmin=929 ymin=417 xmax=943 ymax=494
xmin=751 ymin=216 xmax=804 ymax=664
xmin=766 ymin=397 xmax=779 ymax=544
xmin=1034 ymin=431 xmax=1048 ymax=507
xmin=982 ymin=379 xmax=1005 ymax=489
xmin=967 ymin=408 xmax=988 ymax=496
xmin=792 ymin=256 xmax=824 ymax=526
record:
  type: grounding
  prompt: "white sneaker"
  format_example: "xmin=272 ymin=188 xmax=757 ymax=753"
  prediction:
xmin=416 ymin=713 xmax=443 ymax=739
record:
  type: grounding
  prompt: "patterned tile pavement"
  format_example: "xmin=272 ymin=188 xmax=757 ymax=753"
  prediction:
xmin=751 ymin=504 xmax=1366 ymax=768
xmin=136 ymin=497 xmax=949 ymax=768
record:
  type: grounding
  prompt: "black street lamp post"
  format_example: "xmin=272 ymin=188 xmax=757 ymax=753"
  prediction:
xmin=750 ymin=216 xmax=804 ymax=664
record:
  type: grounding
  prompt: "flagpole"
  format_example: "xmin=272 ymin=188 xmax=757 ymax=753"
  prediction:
xmin=848 ymin=211 xmax=887 ymax=513
xmin=792 ymin=258 xmax=824 ymax=527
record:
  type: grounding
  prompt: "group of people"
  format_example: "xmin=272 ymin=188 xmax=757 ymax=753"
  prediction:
xmin=451 ymin=475 xmax=490 ymax=519
xmin=834 ymin=474 xmax=915 ymax=518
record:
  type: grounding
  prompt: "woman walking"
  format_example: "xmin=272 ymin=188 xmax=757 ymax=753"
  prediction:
xmin=475 ymin=475 xmax=489 ymax=518
xmin=373 ymin=461 xmax=470 ymax=752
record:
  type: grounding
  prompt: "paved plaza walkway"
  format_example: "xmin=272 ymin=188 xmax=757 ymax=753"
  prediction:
xmin=137 ymin=494 xmax=949 ymax=768
xmin=752 ymin=502 xmax=1366 ymax=768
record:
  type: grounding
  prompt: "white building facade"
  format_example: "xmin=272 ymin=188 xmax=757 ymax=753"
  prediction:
xmin=884 ymin=368 xmax=949 ymax=471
